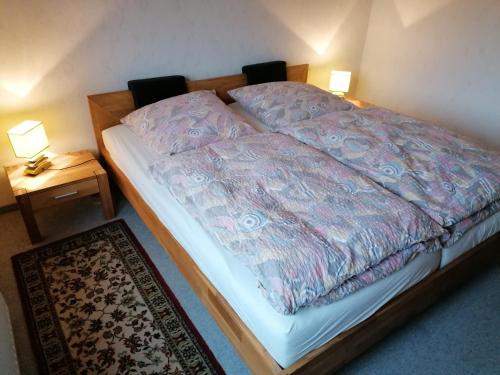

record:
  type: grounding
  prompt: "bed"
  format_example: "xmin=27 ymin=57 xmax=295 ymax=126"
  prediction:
xmin=88 ymin=64 xmax=500 ymax=374
xmin=102 ymin=123 xmax=442 ymax=367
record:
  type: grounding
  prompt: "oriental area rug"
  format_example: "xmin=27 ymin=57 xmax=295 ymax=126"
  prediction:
xmin=12 ymin=220 xmax=224 ymax=375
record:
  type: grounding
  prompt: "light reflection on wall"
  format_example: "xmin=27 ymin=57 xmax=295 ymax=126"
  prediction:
xmin=1 ymin=81 xmax=34 ymax=99
xmin=257 ymin=0 xmax=358 ymax=58
xmin=393 ymin=0 xmax=454 ymax=27
xmin=0 ymin=1 xmax=109 ymax=108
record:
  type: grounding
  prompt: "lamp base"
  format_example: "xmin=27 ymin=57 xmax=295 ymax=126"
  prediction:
xmin=25 ymin=153 xmax=47 ymax=166
xmin=24 ymin=154 xmax=52 ymax=176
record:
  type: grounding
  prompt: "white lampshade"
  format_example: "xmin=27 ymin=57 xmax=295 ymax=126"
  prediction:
xmin=329 ymin=70 xmax=351 ymax=95
xmin=7 ymin=120 xmax=49 ymax=159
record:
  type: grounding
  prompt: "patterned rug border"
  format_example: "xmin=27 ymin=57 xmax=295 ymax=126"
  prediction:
xmin=12 ymin=219 xmax=226 ymax=375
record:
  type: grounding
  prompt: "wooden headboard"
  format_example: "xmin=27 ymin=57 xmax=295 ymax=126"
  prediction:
xmin=88 ymin=64 xmax=308 ymax=153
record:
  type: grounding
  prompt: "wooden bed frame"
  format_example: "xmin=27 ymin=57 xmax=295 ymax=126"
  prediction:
xmin=88 ymin=64 xmax=500 ymax=374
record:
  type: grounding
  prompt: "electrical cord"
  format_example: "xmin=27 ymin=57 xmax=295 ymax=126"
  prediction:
xmin=47 ymin=158 xmax=97 ymax=170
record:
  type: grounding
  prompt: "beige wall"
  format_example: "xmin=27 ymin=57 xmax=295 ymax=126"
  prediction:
xmin=0 ymin=0 xmax=372 ymax=207
xmin=356 ymin=0 xmax=500 ymax=149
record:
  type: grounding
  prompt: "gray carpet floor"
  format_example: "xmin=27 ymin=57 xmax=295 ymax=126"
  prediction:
xmin=0 ymin=194 xmax=499 ymax=374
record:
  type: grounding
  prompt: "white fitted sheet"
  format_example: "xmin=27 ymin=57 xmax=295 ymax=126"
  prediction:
xmin=103 ymin=125 xmax=442 ymax=367
xmin=440 ymin=210 xmax=500 ymax=268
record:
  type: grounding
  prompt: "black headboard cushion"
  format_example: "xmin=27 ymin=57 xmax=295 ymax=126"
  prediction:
xmin=242 ymin=61 xmax=287 ymax=85
xmin=127 ymin=75 xmax=188 ymax=108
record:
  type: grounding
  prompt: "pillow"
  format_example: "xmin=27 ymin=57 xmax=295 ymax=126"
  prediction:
xmin=128 ymin=75 xmax=187 ymax=108
xmin=228 ymin=81 xmax=354 ymax=131
xmin=242 ymin=61 xmax=287 ymax=85
xmin=121 ymin=90 xmax=257 ymax=155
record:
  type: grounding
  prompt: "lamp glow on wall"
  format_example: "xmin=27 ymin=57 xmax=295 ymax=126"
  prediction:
xmin=329 ymin=70 xmax=351 ymax=97
xmin=7 ymin=120 xmax=52 ymax=175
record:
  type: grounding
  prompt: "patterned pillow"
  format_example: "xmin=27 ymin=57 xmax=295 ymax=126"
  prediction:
xmin=121 ymin=90 xmax=257 ymax=155
xmin=228 ymin=81 xmax=354 ymax=131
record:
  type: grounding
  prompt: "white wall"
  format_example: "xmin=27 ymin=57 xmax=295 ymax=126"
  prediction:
xmin=0 ymin=0 xmax=372 ymax=207
xmin=356 ymin=0 xmax=500 ymax=149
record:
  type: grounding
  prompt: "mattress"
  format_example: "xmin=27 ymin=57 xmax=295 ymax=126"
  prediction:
xmin=103 ymin=124 xmax=443 ymax=367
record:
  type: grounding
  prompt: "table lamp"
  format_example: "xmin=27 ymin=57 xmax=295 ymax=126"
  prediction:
xmin=329 ymin=70 xmax=351 ymax=97
xmin=7 ymin=120 xmax=52 ymax=175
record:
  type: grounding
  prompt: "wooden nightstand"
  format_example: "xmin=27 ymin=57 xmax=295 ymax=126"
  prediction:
xmin=345 ymin=97 xmax=374 ymax=109
xmin=4 ymin=150 xmax=115 ymax=243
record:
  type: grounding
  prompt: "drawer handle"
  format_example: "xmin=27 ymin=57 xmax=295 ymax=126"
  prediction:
xmin=53 ymin=191 xmax=78 ymax=200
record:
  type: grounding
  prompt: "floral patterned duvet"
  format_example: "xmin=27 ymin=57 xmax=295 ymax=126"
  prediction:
xmin=277 ymin=108 xmax=500 ymax=246
xmin=150 ymin=133 xmax=444 ymax=314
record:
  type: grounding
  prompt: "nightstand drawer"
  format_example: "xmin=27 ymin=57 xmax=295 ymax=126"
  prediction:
xmin=30 ymin=179 xmax=99 ymax=210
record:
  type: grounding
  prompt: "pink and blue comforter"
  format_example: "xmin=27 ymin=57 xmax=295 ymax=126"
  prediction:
xmin=150 ymin=133 xmax=444 ymax=314
xmin=278 ymin=108 xmax=500 ymax=246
